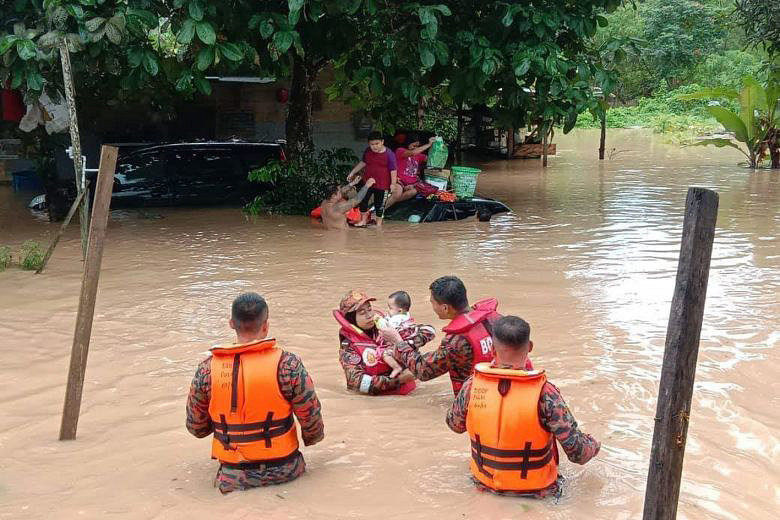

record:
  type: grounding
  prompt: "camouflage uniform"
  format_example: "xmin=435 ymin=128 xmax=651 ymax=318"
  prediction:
xmin=392 ymin=312 xmax=500 ymax=392
xmin=339 ymin=324 xmax=436 ymax=394
xmin=446 ymin=362 xmax=601 ymax=498
xmin=186 ymin=350 xmax=324 ymax=494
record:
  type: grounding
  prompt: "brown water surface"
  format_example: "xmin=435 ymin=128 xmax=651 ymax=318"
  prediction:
xmin=1 ymin=129 xmax=778 ymax=519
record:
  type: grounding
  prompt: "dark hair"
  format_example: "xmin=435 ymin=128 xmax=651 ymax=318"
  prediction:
xmin=231 ymin=292 xmax=268 ymax=331
xmin=367 ymin=131 xmax=383 ymax=142
xmin=477 ymin=209 xmax=492 ymax=222
xmin=429 ymin=276 xmax=469 ymax=311
xmin=493 ymin=316 xmax=531 ymax=348
xmin=344 ymin=310 xmax=358 ymax=326
xmin=389 ymin=290 xmax=411 ymax=312
xmin=405 ymin=132 xmax=420 ymax=147
xmin=325 ymin=184 xmax=341 ymax=198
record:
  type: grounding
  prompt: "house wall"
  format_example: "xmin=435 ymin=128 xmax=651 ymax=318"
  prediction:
xmin=213 ymin=67 xmax=366 ymax=156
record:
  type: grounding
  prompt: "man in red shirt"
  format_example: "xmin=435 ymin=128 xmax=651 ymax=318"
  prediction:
xmin=346 ymin=131 xmax=398 ymax=227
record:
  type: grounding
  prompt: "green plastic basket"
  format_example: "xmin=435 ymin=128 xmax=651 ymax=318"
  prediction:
xmin=451 ymin=166 xmax=482 ymax=198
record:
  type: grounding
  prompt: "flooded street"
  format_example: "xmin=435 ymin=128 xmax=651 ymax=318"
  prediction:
xmin=1 ymin=129 xmax=778 ymax=519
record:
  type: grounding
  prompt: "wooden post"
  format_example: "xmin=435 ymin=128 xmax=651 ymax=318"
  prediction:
xmin=58 ymin=38 xmax=89 ymax=260
xmin=455 ymin=104 xmax=464 ymax=159
xmin=642 ymin=187 xmax=719 ymax=519
xmin=59 ymin=146 xmax=118 ymax=441
xmin=35 ymin=182 xmax=90 ymax=274
xmin=542 ymin=122 xmax=549 ymax=168
xmin=506 ymin=127 xmax=514 ymax=160
xmin=599 ymin=113 xmax=606 ymax=160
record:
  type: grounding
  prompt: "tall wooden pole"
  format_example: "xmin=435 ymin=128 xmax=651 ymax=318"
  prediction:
xmin=60 ymin=146 xmax=118 ymax=441
xmin=599 ymin=113 xmax=607 ymax=160
xmin=58 ymin=38 xmax=89 ymax=260
xmin=642 ymin=187 xmax=719 ymax=519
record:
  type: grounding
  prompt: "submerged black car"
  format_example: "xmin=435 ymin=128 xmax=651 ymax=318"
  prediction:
xmin=47 ymin=140 xmax=284 ymax=215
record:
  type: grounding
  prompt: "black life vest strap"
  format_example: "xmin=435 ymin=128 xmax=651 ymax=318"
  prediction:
xmin=472 ymin=434 xmax=494 ymax=478
xmin=470 ymin=438 xmax=554 ymax=480
xmin=219 ymin=449 xmax=301 ymax=470
xmin=213 ymin=414 xmax=294 ymax=446
xmin=230 ymin=353 xmax=241 ymax=412
xmin=219 ymin=414 xmax=232 ymax=450
xmin=213 ymin=414 xmax=294 ymax=433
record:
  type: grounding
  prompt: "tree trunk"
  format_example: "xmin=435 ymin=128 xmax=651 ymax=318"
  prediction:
xmin=286 ymin=54 xmax=316 ymax=159
xmin=542 ymin=122 xmax=549 ymax=168
xmin=769 ymin=129 xmax=780 ymax=169
xmin=455 ymin=104 xmax=464 ymax=160
xmin=599 ymin=113 xmax=606 ymax=160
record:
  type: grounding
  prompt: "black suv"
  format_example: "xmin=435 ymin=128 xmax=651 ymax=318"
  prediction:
xmin=49 ymin=140 xmax=284 ymax=214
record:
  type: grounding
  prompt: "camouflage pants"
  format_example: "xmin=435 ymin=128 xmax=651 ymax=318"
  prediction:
xmin=215 ymin=453 xmax=306 ymax=494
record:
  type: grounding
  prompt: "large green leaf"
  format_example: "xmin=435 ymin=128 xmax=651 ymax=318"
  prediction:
xmin=16 ymin=39 xmax=37 ymax=60
xmin=188 ymin=1 xmax=204 ymax=21
xmin=687 ymin=138 xmax=750 ymax=159
xmin=193 ymin=74 xmax=211 ymax=95
xmin=273 ymin=31 xmax=293 ymax=53
xmin=196 ymin=45 xmax=215 ymax=70
xmin=707 ymin=106 xmax=749 ymax=144
xmin=419 ymin=43 xmax=435 ymax=68
xmin=85 ymin=17 xmax=106 ymax=33
xmin=127 ymin=9 xmax=157 ymax=29
xmin=26 ymin=70 xmax=44 ymax=91
xmin=196 ymin=21 xmax=216 ymax=45
xmin=0 ymin=36 xmax=18 ymax=55
xmin=105 ymin=15 xmax=126 ymax=45
xmin=177 ymin=20 xmax=195 ymax=44
xmin=259 ymin=20 xmax=274 ymax=39
xmin=218 ymin=42 xmax=243 ymax=62
xmin=740 ymin=77 xmax=764 ymax=140
xmin=142 ymin=51 xmax=159 ymax=76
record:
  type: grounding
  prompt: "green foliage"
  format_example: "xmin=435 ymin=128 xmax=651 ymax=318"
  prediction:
xmin=332 ymin=1 xmax=621 ymax=143
xmin=594 ymin=0 xmax=753 ymax=100
xmin=735 ymin=1 xmax=780 ymax=57
xmin=678 ymin=75 xmax=780 ymax=167
xmin=245 ymin=148 xmax=358 ymax=215
xmin=641 ymin=0 xmax=727 ymax=86
xmin=0 ymin=246 xmax=10 ymax=271
xmin=694 ymin=50 xmax=767 ymax=90
xmin=19 ymin=240 xmax=44 ymax=271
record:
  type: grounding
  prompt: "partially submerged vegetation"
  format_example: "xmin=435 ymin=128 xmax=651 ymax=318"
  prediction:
xmin=0 ymin=241 xmax=45 ymax=272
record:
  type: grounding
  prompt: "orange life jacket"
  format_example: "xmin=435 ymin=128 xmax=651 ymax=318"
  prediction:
xmin=466 ymin=363 xmax=558 ymax=492
xmin=208 ymin=338 xmax=299 ymax=465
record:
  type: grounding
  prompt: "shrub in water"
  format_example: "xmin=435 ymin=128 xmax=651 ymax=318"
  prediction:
xmin=245 ymin=148 xmax=358 ymax=215
xmin=0 ymin=246 xmax=10 ymax=271
xmin=20 ymin=240 xmax=44 ymax=271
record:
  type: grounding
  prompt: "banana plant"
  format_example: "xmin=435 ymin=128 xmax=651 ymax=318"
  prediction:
xmin=678 ymin=75 xmax=780 ymax=168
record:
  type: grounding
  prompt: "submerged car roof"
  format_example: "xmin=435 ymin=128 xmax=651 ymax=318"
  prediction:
xmin=113 ymin=140 xmax=283 ymax=155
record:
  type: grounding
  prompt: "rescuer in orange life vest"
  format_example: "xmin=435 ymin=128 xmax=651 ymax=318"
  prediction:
xmin=185 ymin=292 xmax=324 ymax=494
xmin=445 ymin=315 xmax=600 ymax=497
xmin=380 ymin=275 xmax=532 ymax=396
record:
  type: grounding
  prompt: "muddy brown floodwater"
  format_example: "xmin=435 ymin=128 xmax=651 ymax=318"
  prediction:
xmin=1 ymin=129 xmax=778 ymax=519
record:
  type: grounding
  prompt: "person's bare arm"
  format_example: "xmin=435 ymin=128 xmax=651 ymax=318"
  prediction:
xmin=404 ymin=137 xmax=436 ymax=157
xmin=346 ymin=161 xmax=366 ymax=183
xmin=335 ymin=178 xmax=374 ymax=212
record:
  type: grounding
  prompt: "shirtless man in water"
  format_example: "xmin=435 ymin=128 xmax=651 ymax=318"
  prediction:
xmin=321 ymin=178 xmax=375 ymax=230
